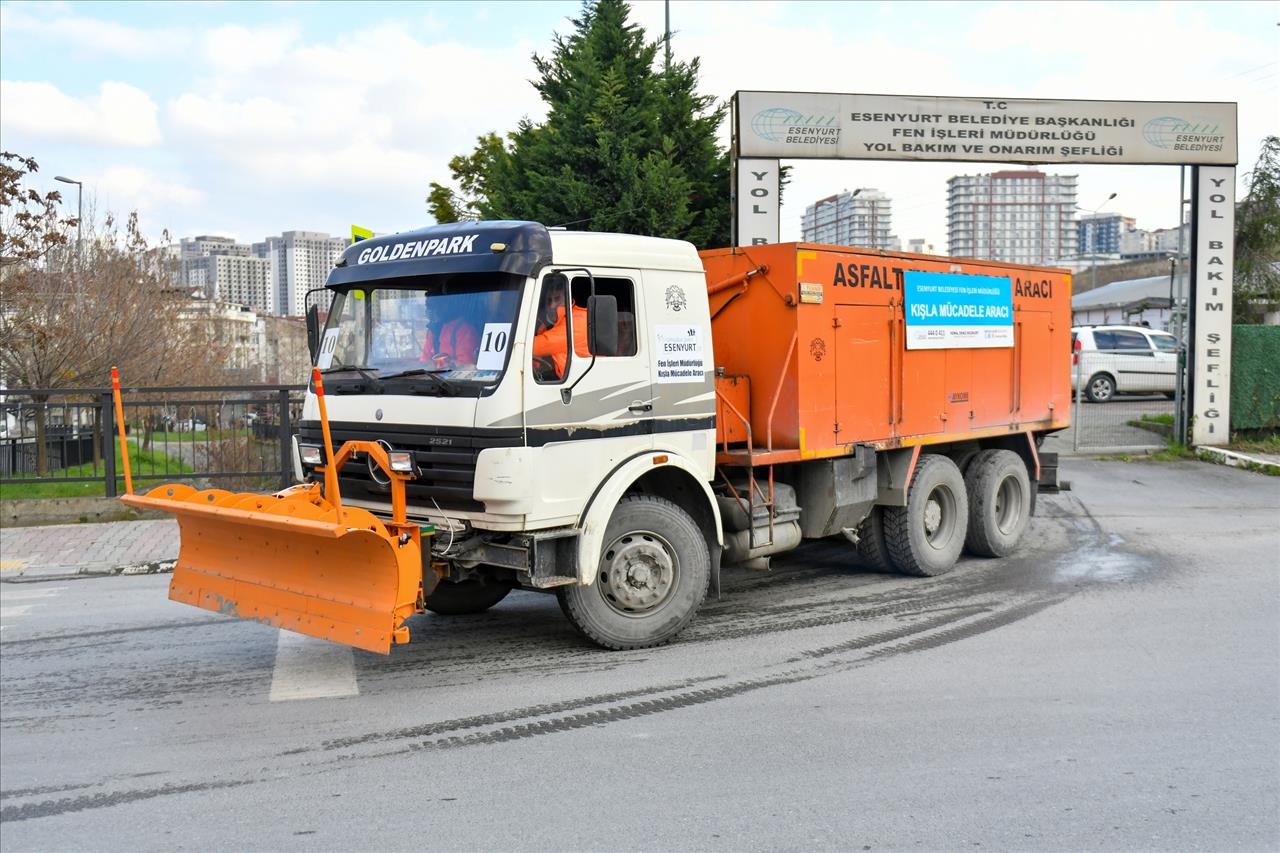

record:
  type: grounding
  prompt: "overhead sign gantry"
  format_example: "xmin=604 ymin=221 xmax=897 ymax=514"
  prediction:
xmin=729 ymin=91 xmax=1238 ymax=446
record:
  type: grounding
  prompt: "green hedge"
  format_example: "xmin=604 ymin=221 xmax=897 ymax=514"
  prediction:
xmin=1232 ymin=325 xmax=1280 ymax=431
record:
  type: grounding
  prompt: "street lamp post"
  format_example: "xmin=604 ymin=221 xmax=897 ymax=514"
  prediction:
xmin=1079 ymin=192 xmax=1117 ymax=292
xmin=54 ymin=175 xmax=83 ymax=277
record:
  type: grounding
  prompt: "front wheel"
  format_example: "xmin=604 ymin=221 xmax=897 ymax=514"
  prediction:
xmin=557 ymin=495 xmax=709 ymax=650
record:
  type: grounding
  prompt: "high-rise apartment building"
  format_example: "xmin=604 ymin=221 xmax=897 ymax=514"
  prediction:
xmin=177 ymin=235 xmax=247 ymax=294
xmin=252 ymin=231 xmax=348 ymax=316
xmin=1077 ymin=212 xmax=1136 ymax=256
xmin=801 ymin=189 xmax=893 ymax=250
xmin=208 ymin=254 xmax=273 ymax=314
xmin=946 ymin=170 xmax=1078 ymax=265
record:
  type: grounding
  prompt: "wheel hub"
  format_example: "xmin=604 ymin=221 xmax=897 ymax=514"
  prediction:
xmin=924 ymin=499 xmax=942 ymax=534
xmin=598 ymin=532 xmax=677 ymax=615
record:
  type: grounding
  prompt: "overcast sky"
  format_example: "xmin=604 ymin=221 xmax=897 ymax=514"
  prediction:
xmin=1 ymin=1 xmax=1276 ymax=250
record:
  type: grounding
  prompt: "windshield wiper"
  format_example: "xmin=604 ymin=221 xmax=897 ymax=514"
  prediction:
xmin=379 ymin=367 xmax=459 ymax=397
xmin=321 ymin=364 xmax=383 ymax=393
xmin=377 ymin=368 xmax=437 ymax=380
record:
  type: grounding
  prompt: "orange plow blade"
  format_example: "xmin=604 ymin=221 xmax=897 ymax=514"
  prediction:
xmin=121 ymin=484 xmax=424 ymax=654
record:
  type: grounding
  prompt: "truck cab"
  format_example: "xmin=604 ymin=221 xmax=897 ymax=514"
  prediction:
xmin=297 ymin=221 xmax=723 ymax=647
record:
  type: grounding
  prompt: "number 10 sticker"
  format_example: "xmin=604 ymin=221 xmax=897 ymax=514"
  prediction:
xmin=476 ymin=323 xmax=512 ymax=370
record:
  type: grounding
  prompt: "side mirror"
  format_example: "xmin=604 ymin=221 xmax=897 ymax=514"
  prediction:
xmin=587 ymin=294 xmax=618 ymax=356
xmin=306 ymin=305 xmax=320 ymax=363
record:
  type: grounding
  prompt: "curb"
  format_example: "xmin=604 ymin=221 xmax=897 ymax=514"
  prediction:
xmin=1196 ymin=446 xmax=1280 ymax=475
xmin=0 ymin=559 xmax=176 ymax=584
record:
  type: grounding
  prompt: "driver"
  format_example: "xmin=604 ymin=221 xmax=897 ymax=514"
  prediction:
xmin=421 ymin=308 xmax=480 ymax=368
xmin=531 ymin=282 xmax=589 ymax=379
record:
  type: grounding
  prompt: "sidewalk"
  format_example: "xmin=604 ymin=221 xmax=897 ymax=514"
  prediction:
xmin=0 ymin=519 xmax=179 ymax=580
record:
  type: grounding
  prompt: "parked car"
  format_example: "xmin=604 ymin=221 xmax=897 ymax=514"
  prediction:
xmin=1071 ymin=324 xmax=1179 ymax=403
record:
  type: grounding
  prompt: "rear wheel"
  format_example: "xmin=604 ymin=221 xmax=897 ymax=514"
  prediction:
xmin=1085 ymin=373 xmax=1116 ymax=403
xmin=850 ymin=506 xmax=894 ymax=572
xmin=425 ymin=578 xmax=513 ymax=615
xmin=963 ymin=450 xmax=1031 ymax=557
xmin=883 ymin=455 xmax=968 ymax=577
xmin=557 ymin=495 xmax=709 ymax=650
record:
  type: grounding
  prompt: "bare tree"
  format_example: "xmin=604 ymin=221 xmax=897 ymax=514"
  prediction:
xmin=0 ymin=157 xmax=229 ymax=473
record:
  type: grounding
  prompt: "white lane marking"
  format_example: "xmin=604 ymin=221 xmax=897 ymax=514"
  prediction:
xmin=269 ymin=630 xmax=359 ymax=702
xmin=0 ymin=586 xmax=68 ymax=602
xmin=0 ymin=605 xmax=35 ymax=618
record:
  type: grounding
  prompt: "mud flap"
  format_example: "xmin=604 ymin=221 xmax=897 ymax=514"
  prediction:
xmin=121 ymin=483 xmax=423 ymax=654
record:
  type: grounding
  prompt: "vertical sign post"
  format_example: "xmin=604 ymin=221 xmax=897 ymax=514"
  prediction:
xmin=735 ymin=158 xmax=780 ymax=247
xmin=1187 ymin=165 xmax=1236 ymax=446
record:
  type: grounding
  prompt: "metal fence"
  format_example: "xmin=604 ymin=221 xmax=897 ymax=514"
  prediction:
xmin=1068 ymin=345 xmax=1184 ymax=451
xmin=0 ymin=384 xmax=305 ymax=497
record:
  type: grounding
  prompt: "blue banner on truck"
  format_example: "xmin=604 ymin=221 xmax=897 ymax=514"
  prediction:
xmin=903 ymin=270 xmax=1014 ymax=350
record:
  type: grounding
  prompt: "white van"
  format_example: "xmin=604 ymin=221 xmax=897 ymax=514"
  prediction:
xmin=1071 ymin=324 xmax=1179 ymax=403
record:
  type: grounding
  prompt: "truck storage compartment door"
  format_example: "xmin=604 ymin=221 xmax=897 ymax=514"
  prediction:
xmin=1016 ymin=310 xmax=1055 ymax=421
xmin=834 ymin=304 xmax=895 ymax=444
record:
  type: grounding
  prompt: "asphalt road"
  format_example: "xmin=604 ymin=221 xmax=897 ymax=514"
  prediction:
xmin=1 ymin=459 xmax=1277 ymax=851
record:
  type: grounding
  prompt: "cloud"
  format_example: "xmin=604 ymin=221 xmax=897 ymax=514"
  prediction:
xmin=96 ymin=166 xmax=206 ymax=210
xmin=201 ymin=23 xmax=301 ymax=73
xmin=0 ymin=5 xmax=192 ymax=57
xmin=0 ymin=80 xmax=163 ymax=147
xmin=163 ymin=22 xmax=545 ymax=202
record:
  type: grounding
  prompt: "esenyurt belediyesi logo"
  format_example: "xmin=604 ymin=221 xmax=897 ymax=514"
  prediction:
xmin=751 ymin=108 xmax=840 ymax=145
xmin=1142 ymin=116 xmax=1225 ymax=152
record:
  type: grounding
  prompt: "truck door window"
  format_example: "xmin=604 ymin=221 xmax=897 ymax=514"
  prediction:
xmin=532 ymin=274 xmax=637 ymax=383
xmin=573 ymin=275 xmax=637 ymax=357
xmin=532 ymin=276 xmax=574 ymax=384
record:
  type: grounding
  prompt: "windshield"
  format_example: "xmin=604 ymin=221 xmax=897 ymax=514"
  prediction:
xmin=317 ymin=273 xmax=523 ymax=389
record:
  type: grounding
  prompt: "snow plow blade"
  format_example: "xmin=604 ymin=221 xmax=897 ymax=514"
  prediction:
xmin=120 ymin=484 xmax=424 ymax=654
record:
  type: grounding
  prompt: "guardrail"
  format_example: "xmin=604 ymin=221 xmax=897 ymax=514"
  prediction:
xmin=0 ymin=384 xmax=306 ymax=497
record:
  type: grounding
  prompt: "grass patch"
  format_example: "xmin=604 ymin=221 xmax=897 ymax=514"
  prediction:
xmin=1227 ymin=432 xmax=1280 ymax=456
xmin=0 ymin=441 xmax=194 ymax=499
xmin=149 ymin=428 xmax=252 ymax=441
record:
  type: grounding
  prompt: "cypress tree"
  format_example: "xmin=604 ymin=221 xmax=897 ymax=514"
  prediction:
xmin=427 ymin=0 xmax=730 ymax=248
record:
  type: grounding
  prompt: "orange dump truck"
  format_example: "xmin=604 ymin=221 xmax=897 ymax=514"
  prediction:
xmin=118 ymin=222 xmax=1070 ymax=653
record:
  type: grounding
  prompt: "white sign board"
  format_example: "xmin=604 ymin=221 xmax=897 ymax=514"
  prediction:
xmin=1189 ymin=165 xmax=1236 ymax=446
xmin=735 ymin=158 xmax=780 ymax=246
xmin=315 ymin=328 xmax=340 ymax=369
xmin=736 ymin=91 xmax=1237 ymax=165
xmin=475 ymin=322 xmax=511 ymax=371
xmin=655 ymin=324 xmax=707 ymax=383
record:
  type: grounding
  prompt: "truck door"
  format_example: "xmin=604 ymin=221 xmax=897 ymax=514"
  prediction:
xmin=524 ymin=269 xmax=652 ymax=523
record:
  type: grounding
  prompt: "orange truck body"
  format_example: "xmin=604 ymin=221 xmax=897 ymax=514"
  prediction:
xmin=701 ymin=243 xmax=1072 ymax=461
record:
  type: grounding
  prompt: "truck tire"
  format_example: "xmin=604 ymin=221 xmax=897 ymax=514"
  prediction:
xmin=883 ymin=454 xmax=968 ymax=577
xmin=1085 ymin=372 xmax=1115 ymax=403
xmin=557 ymin=495 xmax=709 ymax=650
xmin=851 ymin=507 xmax=894 ymax=573
xmin=963 ymin=450 xmax=1031 ymax=558
xmin=425 ymin=578 xmax=513 ymax=615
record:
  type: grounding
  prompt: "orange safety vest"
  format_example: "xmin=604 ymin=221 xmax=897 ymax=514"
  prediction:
xmin=421 ymin=318 xmax=480 ymax=366
xmin=531 ymin=305 xmax=590 ymax=378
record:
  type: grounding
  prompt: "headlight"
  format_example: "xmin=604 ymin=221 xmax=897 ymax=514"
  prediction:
xmin=299 ymin=444 xmax=323 ymax=465
xmin=389 ymin=451 xmax=414 ymax=472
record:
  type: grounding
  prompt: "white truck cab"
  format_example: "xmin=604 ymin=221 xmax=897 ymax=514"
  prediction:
xmin=298 ymin=221 xmax=723 ymax=648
